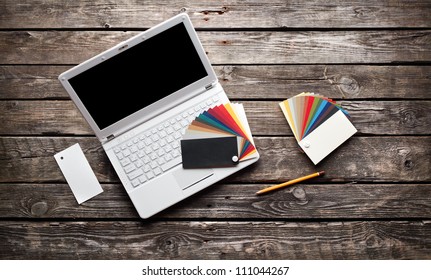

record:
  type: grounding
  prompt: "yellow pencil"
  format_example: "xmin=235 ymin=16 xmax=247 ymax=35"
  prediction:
xmin=256 ymin=171 xmax=325 ymax=195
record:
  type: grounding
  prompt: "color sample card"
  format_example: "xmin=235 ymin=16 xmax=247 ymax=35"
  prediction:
xmin=181 ymin=136 xmax=239 ymax=168
xmin=181 ymin=103 xmax=258 ymax=168
xmin=279 ymin=93 xmax=357 ymax=165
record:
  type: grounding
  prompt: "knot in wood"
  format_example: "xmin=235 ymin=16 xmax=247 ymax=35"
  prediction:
xmin=404 ymin=159 xmax=414 ymax=169
xmin=292 ymin=187 xmax=308 ymax=205
xmin=158 ymin=234 xmax=180 ymax=255
xmin=31 ymin=201 xmax=48 ymax=216
xmin=338 ymin=76 xmax=360 ymax=96
xmin=400 ymin=109 xmax=417 ymax=127
xmin=221 ymin=65 xmax=234 ymax=82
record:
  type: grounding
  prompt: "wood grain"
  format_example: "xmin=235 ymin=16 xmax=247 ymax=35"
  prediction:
xmin=1 ymin=0 xmax=430 ymax=260
xmin=1 ymin=0 xmax=430 ymax=29
xmin=2 ymin=65 xmax=430 ymax=100
xmin=0 ymin=221 xmax=430 ymax=259
xmin=0 ymin=137 xmax=429 ymax=183
xmin=1 ymin=183 xmax=430 ymax=219
xmin=1 ymin=30 xmax=430 ymax=64
xmin=1 ymin=100 xmax=429 ymax=136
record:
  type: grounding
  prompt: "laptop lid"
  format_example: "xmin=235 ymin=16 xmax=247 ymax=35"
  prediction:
xmin=58 ymin=14 xmax=217 ymax=141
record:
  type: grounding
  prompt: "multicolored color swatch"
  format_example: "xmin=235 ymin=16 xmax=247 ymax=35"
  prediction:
xmin=182 ymin=103 xmax=258 ymax=164
xmin=279 ymin=93 xmax=357 ymax=164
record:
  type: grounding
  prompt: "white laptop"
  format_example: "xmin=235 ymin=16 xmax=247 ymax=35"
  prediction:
xmin=58 ymin=13 xmax=259 ymax=218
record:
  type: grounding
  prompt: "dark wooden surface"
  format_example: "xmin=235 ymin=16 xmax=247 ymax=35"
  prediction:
xmin=0 ymin=1 xmax=430 ymax=260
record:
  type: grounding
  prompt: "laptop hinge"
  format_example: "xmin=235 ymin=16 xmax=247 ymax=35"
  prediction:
xmin=107 ymin=134 xmax=115 ymax=141
xmin=205 ymin=83 xmax=214 ymax=90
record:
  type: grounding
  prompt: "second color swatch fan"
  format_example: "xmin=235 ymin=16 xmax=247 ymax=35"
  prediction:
xmin=279 ymin=93 xmax=357 ymax=164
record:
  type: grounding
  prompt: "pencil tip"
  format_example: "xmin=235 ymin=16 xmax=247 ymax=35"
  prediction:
xmin=319 ymin=171 xmax=325 ymax=176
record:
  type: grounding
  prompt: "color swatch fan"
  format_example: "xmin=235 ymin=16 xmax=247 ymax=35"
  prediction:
xmin=279 ymin=93 xmax=357 ymax=164
xmin=181 ymin=103 xmax=258 ymax=168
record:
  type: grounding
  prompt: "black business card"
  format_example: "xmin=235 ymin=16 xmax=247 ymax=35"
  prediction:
xmin=181 ymin=136 xmax=239 ymax=169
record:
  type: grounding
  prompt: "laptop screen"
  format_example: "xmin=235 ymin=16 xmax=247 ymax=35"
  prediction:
xmin=69 ymin=22 xmax=208 ymax=130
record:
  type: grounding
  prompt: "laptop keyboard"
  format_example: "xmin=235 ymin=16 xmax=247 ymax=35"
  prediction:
xmin=112 ymin=94 xmax=220 ymax=188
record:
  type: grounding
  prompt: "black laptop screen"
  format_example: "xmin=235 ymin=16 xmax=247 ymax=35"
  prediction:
xmin=69 ymin=22 xmax=208 ymax=130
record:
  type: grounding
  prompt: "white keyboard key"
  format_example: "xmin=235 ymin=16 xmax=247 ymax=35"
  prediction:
xmin=138 ymin=142 xmax=145 ymax=149
xmin=146 ymin=171 xmax=154 ymax=179
xmin=128 ymin=168 xmax=143 ymax=180
xmin=142 ymin=156 xmax=150 ymax=164
xmin=131 ymin=178 xmax=140 ymax=187
xmin=166 ymin=127 xmax=174 ymax=135
xmin=154 ymin=167 xmax=162 ymax=176
xmin=180 ymin=119 xmax=188 ymax=127
xmin=164 ymin=154 xmax=173 ymax=162
xmin=124 ymin=164 xmax=136 ymax=174
xmin=157 ymin=157 xmax=165 ymax=165
xmin=138 ymin=175 xmax=147 ymax=184
xmin=172 ymin=150 xmax=181 ymax=158
xmin=129 ymin=154 xmax=138 ymax=162
xmin=120 ymin=158 xmax=131 ymax=166
xmin=144 ymin=138 xmax=152 ymax=146
xmin=172 ymin=141 xmax=179 ymax=149
xmin=150 ymin=161 xmax=157 ymax=169
xmin=143 ymin=165 xmax=151 ymax=173
xmin=164 ymin=145 xmax=172 ymax=153
xmin=173 ymin=123 xmax=181 ymax=131
xmin=122 ymin=149 xmax=131 ymax=157
xmin=161 ymin=156 xmax=182 ymax=172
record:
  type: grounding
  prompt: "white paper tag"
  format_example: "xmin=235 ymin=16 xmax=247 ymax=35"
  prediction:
xmin=54 ymin=143 xmax=103 ymax=204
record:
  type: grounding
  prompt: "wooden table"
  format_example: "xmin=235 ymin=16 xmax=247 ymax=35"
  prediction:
xmin=1 ymin=1 xmax=430 ymax=259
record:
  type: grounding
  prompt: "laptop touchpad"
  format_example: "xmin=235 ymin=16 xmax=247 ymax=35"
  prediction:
xmin=173 ymin=168 xmax=214 ymax=191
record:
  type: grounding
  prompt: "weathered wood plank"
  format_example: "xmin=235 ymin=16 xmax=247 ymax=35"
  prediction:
xmin=2 ymin=65 xmax=430 ymax=100
xmin=0 ymin=137 xmax=429 ymax=183
xmin=1 ymin=100 xmax=429 ymax=136
xmin=1 ymin=0 xmax=431 ymax=29
xmin=1 ymin=183 xmax=430 ymax=219
xmin=1 ymin=30 xmax=430 ymax=64
xmin=0 ymin=221 xmax=430 ymax=259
